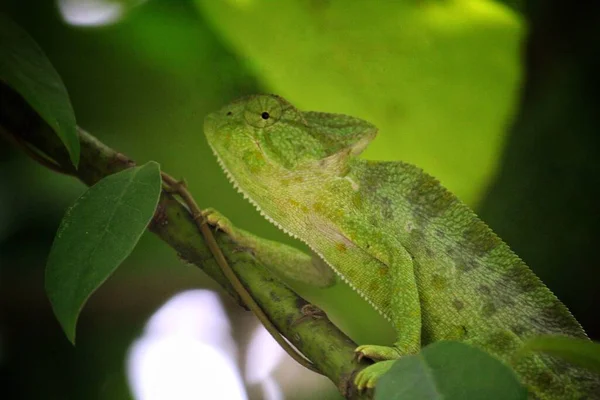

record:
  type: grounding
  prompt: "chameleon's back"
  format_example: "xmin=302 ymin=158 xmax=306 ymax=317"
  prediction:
xmin=346 ymin=158 xmax=600 ymax=399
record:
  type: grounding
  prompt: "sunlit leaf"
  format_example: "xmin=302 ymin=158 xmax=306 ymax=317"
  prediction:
xmin=196 ymin=0 xmax=523 ymax=205
xmin=46 ymin=162 xmax=162 ymax=343
xmin=521 ymin=335 xmax=600 ymax=374
xmin=0 ymin=13 xmax=79 ymax=166
xmin=375 ymin=341 xmax=527 ymax=400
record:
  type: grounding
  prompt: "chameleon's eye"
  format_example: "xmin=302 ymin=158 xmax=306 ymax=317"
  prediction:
xmin=244 ymin=95 xmax=283 ymax=128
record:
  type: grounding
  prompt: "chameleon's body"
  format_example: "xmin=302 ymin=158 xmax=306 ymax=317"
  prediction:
xmin=203 ymin=94 xmax=599 ymax=398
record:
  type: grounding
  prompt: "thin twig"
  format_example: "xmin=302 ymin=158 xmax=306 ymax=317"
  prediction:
xmin=160 ymin=172 xmax=319 ymax=373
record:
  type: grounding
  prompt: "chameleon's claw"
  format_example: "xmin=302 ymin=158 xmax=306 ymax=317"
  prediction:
xmin=354 ymin=369 xmax=375 ymax=391
xmin=354 ymin=344 xmax=403 ymax=361
xmin=193 ymin=212 xmax=205 ymax=224
xmin=353 ymin=345 xmax=402 ymax=390
xmin=354 ymin=350 xmax=365 ymax=362
xmin=354 ymin=360 xmax=396 ymax=391
xmin=200 ymin=208 xmax=234 ymax=236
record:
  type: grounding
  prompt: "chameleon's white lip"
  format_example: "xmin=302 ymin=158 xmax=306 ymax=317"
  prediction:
xmin=207 ymin=141 xmax=392 ymax=324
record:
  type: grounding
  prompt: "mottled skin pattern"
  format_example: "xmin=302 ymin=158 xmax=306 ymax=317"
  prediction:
xmin=203 ymin=94 xmax=599 ymax=398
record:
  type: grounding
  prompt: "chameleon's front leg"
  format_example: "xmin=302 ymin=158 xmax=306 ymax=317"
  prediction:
xmin=202 ymin=208 xmax=336 ymax=288
xmin=354 ymin=246 xmax=422 ymax=390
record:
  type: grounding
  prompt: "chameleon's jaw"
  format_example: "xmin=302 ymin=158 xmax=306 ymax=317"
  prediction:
xmin=206 ymin=135 xmax=299 ymax=241
xmin=208 ymin=140 xmax=252 ymax=204
xmin=204 ymin=112 xmax=247 ymax=204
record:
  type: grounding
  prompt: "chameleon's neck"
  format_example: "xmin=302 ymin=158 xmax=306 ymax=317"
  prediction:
xmin=231 ymin=155 xmax=350 ymax=240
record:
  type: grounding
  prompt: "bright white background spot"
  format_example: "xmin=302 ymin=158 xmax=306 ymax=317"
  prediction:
xmin=245 ymin=326 xmax=286 ymax=400
xmin=127 ymin=290 xmax=247 ymax=400
xmin=57 ymin=0 xmax=146 ymax=27
xmin=126 ymin=289 xmax=335 ymax=399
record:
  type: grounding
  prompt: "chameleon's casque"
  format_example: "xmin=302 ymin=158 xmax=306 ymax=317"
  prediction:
xmin=204 ymin=94 xmax=599 ymax=398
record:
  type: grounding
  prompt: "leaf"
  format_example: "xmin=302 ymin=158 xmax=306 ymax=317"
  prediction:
xmin=375 ymin=341 xmax=527 ymax=400
xmin=521 ymin=335 xmax=600 ymax=374
xmin=0 ymin=13 xmax=79 ymax=166
xmin=195 ymin=0 xmax=523 ymax=205
xmin=45 ymin=162 xmax=162 ymax=343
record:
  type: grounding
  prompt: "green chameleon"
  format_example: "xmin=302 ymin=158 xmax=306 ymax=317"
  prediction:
xmin=203 ymin=94 xmax=599 ymax=398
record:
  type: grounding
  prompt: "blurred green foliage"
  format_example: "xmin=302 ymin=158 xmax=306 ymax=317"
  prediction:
xmin=197 ymin=0 xmax=523 ymax=206
xmin=0 ymin=0 xmax=598 ymax=399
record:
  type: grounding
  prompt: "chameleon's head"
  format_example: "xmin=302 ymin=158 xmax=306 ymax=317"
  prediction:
xmin=204 ymin=94 xmax=377 ymax=181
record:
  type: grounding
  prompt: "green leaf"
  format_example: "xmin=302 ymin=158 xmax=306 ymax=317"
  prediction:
xmin=521 ymin=335 xmax=600 ymax=374
xmin=375 ymin=341 xmax=527 ymax=400
xmin=0 ymin=14 xmax=79 ymax=166
xmin=195 ymin=0 xmax=523 ymax=205
xmin=45 ymin=162 xmax=162 ymax=343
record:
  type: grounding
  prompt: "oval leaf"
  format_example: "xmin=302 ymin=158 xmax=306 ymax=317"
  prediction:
xmin=0 ymin=14 xmax=79 ymax=166
xmin=45 ymin=162 xmax=162 ymax=343
xmin=521 ymin=335 xmax=600 ymax=374
xmin=375 ymin=341 xmax=527 ymax=400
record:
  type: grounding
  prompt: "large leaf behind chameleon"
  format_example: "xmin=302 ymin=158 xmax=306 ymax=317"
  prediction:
xmin=195 ymin=0 xmax=523 ymax=205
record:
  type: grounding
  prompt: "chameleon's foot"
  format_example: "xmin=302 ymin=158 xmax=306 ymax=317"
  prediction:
xmin=354 ymin=360 xmax=396 ymax=390
xmin=200 ymin=209 xmax=253 ymax=253
xmin=354 ymin=344 xmax=401 ymax=362
xmin=200 ymin=208 xmax=234 ymax=236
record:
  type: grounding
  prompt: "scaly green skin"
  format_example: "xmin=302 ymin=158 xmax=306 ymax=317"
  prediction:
xmin=204 ymin=94 xmax=599 ymax=398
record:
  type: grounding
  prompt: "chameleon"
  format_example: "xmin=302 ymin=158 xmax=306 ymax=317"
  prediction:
xmin=203 ymin=94 xmax=599 ymax=398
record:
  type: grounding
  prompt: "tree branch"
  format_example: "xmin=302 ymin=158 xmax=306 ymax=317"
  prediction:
xmin=0 ymin=83 xmax=370 ymax=399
